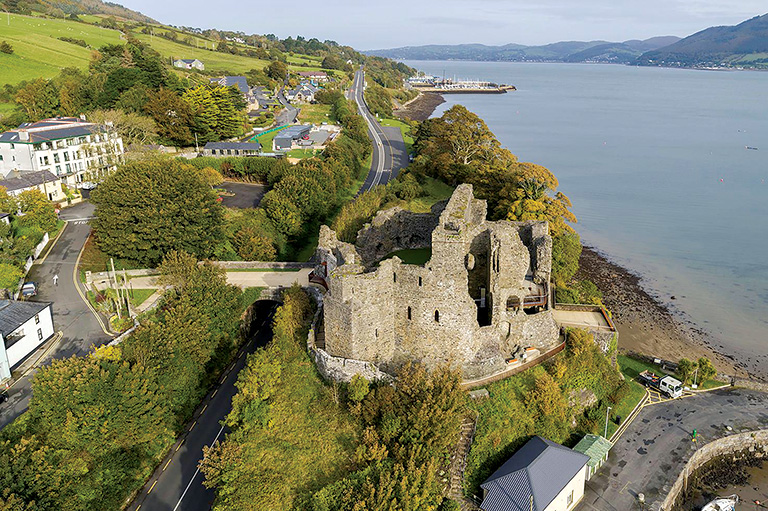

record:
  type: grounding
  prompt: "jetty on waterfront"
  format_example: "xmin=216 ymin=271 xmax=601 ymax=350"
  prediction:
xmin=407 ymin=75 xmax=516 ymax=94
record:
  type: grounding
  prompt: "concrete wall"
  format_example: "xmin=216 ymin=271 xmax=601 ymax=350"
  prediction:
xmin=661 ymin=429 xmax=768 ymax=511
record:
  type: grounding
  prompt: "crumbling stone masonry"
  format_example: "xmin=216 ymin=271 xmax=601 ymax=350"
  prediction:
xmin=314 ymin=184 xmax=561 ymax=380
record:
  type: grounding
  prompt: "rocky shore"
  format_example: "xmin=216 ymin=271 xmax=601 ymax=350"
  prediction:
xmin=576 ymin=246 xmax=744 ymax=377
xmin=394 ymin=92 xmax=445 ymax=121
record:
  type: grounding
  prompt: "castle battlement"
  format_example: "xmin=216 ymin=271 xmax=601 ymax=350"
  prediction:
xmin=315 ymin=184 xmax=560 ymax=380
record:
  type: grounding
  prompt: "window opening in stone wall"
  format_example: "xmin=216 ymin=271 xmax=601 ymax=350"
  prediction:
xmin=507 ymin=296 xmax=521 ymax=311
xmin=434 ymin=310 xmax=440 ymax=322
xmin=407 ymin=307 xmax=412 ymax=320
xmin=375 ymin=329 xmax=378 ymax=338
xmin=418 ymin=276 xmax=422 ymax=287
xmin=393 ymin=272 xmax=397 ymax=283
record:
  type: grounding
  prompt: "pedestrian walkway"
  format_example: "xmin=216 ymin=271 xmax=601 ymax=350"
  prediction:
xmin=448 ymin=412 xmax=480 ymax=511
xmin=123 ymin=269 xmax=312 ymax=291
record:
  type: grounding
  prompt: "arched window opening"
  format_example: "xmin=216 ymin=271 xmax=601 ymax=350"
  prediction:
xmin=393 ymin=272 xmax=397 ymax=283
xmin=434 ymin=310 xmax=440 ymax=323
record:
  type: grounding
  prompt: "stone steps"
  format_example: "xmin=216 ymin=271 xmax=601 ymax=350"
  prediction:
xmin=447 ymin=413 xmax=480 ymax=511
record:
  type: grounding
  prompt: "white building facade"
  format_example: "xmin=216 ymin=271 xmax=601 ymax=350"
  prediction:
xmin=0 ymin=117 xmax=124 ymax=189
xmin=0 ymin=300 xmax=55 ymax=382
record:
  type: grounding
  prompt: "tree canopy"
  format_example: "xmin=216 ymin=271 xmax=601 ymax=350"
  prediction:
xmin=91 ymin=158 xmax=225 ymax=267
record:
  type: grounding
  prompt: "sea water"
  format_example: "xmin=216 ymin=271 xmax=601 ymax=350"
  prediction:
xmin=404 ymin=60 xmax=768 ymax=377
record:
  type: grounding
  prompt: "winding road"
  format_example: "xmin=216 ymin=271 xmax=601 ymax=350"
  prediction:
xmin=0 ymin=202 xmax=112 ymax=430
xmin=127 ymin=301 xmax=279 ymax=511
xmin=349 ymin=69 xmax=410 ymax=193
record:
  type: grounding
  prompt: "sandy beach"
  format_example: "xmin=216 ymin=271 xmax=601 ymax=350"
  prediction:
xmin=394 ymin=92 xmax=445 ymax=121
xmin=576 ymin=246 xmax=747 ymax=378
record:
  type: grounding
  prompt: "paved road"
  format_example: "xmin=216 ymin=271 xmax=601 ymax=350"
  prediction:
xmin=0 ymin=202 xmax=112 ymax=429
xmin=350 ymin=69 xmax=410 ymax=193
xmin=218 ymin=182 xmax=266 ymax=209
xmin=128 ymin=301 xmax=278 ymax=511
xmin=276 ymin=88 xmax=299 ymax=126
xmin=126 ymin=269 xmax=312 ymax=291
xmin=578 ymin=387 xmax=768 ymax=511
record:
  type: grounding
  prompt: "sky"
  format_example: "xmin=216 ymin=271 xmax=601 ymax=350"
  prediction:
xmin=120 ymin=0 xmax=767 ymax=50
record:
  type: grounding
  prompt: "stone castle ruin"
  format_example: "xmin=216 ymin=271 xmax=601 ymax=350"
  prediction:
xmin=313 ymin=184 xmax=561 ymax=381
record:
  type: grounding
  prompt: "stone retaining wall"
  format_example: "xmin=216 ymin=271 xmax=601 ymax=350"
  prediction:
xmin=661 ymin=429 xmax=768 ymax=510
xmin=212 ymin=261 xmax=314 ymax=270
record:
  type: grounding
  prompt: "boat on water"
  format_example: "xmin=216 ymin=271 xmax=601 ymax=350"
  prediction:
xmin=746 ymin=146 xmax=759 ymax=150
xmin=702 ymin=495 xmax=738 ymax=511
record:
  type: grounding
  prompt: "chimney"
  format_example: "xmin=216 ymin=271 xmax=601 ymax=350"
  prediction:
xmin=18 ymin=130 xmax=29 ymax=142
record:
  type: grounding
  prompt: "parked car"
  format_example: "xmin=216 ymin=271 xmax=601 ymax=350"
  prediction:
xmin=0 ymin=391 xmax=8 ymax=404
xmin=20 ymin=282 xmax=37 ymax=298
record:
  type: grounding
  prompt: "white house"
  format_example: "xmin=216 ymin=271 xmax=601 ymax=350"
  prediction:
xmin=0 ymin=170 xmax=63 ymax=202
xmin=0 ymin=117 xmax=124 ymax=190
xmin=297 ymin=71 xmax=329 ymax=83
xmin=480 ymin=436 xmax=589 ymax=511
xmin=0 ymin=300 xmax=55 ymax=382
xmin=173 ymin=58 xmax=205 ymax=70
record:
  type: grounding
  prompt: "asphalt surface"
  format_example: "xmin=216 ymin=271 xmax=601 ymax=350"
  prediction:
xmin=276 ymin=88 xmax=299 ymax=126
xmin=578 ymin=387 xmax=768 ymax=511
xmin=350 ymin=69 xmax=410 ymax=194
xmin=0 ymin=201 xmax=112 ymax=429
xmin=128 ymin=301 xmax=279 ymax=511
xmin=218 ymin=182 xmax=266 ymax=209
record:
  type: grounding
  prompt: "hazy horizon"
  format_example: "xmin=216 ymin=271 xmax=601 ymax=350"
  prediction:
xmin=120 ymin=0 xmax=765 ymax=50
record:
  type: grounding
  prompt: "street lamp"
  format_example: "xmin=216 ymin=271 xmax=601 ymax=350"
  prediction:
xmin=604 ymin=406 xmax=613 ymax=438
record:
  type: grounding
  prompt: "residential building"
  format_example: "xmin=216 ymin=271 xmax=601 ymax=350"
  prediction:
xmin=286 ymin=82 xmax=320 ymax=104
xmin=479 ymin=436 xmax=589 ymax=511
xmin=203 ymin=141 xmax=262 ymax=157
xmin=273 ymin=125 xmax=312 ymax=151
xmin=0 ymin=213 xmax=9 ymax=225
xmin=0 ymin=300 xmax=54 ymax=381
xmin=297 ymin=71 xmax=329 ymax=83
xmin=0 ymin=170 xmax=63 ymax=202
xmin=0 ymin=117 xmax=124 ymax=189
xmin=572 ymin=434 xmax=612 ymax=480
xmin=173 ymin=58 xmax=204 ymax=70
xmin=209 ymin=76 xmax=250 ymax=95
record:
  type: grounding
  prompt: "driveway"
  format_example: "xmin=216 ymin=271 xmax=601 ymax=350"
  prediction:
xmin=578 ymin=388 xmax=768 ymax=511
xmin=218 ymin=182 xmax=266 ymax=209
xmin=0 ymin=201 xmax=111 ymax=429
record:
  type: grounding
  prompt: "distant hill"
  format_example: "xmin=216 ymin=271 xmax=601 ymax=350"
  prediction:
xmin=0 ymin=0 xmax=156 ymax=23
xmin=638 ymin=14 xmax=768 ymax=68
xmin=365 ymin=37 xmax=679 ymax=63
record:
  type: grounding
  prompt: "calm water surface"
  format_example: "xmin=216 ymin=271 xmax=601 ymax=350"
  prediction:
xmin=405 ymin=61 xmax=768 ymax=376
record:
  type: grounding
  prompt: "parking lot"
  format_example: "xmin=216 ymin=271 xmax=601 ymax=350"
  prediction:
xmin=578 ymin=387 xmax=768 ymax=510
xmin=218 ymin=181 xmax=266 ymax=209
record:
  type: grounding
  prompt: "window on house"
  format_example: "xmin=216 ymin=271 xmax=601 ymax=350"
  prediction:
xmin=0 ymin=155 xmax=3 ymax=161
xmin=63 ymin=152 xmax=70 ymax=162
xmin=37 ymin=328 xmax=43 ymax=341
xmin=567 ymin=490 xmax=574 ymax=507
xmin=10 ymin=143 xmax=14 ymax=149
xmin=65 ymin=163 xmax=71 ymax=173
xmin=55 ymin=165 xmax=61 ymax=175
xmin=44 ymin=156 xmax=49 ymax=165
xmin=434 ymin=310 xmax=440 ymax=323
xmin=35 ymin=314 xmax=40 ymax=324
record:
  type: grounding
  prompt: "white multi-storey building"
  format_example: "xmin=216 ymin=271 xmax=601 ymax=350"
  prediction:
xmin=0 ymin=117 xmax=124 ymax=189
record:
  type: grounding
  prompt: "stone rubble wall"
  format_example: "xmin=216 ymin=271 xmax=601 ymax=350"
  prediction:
xmin=660 ymin=429 xmax=768 ymax=511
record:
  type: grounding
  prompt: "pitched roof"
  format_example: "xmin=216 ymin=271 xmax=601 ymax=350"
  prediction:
xmin=210 ymin=76 xmax=250 ymax=95
xmin=572 ymin=435 xmax=612 ymax=467
xmin=203 ymin=141 xmax=262 ymax=151
xmin=298 ymin=71 xmax=327 ymax=77
xmin=0 ymin=171 xmax=59 ymax=193
xmin=0 ymin=118 xmax=106 ymax=144
xmin=480 ymin=436 xmax=589 ymax=511
xmin=176 ymin=59 xmax=200 ymax=64
xmin=273 ymin=125 xmax=311 ymax=141
xmin=0 ymin=300 xmax=52 ymax=338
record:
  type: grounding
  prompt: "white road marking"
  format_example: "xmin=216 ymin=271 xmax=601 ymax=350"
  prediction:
xmin=172 ymin=424 xmax=226 ymax=511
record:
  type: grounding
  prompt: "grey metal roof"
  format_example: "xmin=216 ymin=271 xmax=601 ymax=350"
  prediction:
xmin=203 ymin=142 xmax=261 ymax=151
xmin=274 ymin=125 xmax=311 ymax=141
xmin=480 ymin=436 xmax=589 ymax=511
xmin=0 ymin=171 xmax=59 ymax=192
xmin=0 ymin=118 xmax=105 ymax=144
xmin=210 ymin=76 xmax=250 ymax=95
xmin=0 ymin=300 xmax=52 ymax=338
xmin=177 ymin=59 xmax=200 ymax=64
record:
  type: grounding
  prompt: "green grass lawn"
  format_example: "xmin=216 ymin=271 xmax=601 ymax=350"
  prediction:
xmin=253 ymin=126 xmax=289 ymax=152
xmin=384 ymin=247 xmax=432 ymax=265
xmin=396 ymin=176 xmax=454 ymax=213
xmin=78 ymin=234 xmax=143 ymax=277
xmin=0 ymin=13 xmax=124 ymax=84
xmin=287 ymin=147 xmax=320 ymax=159
xmin=128 ymin=288 xmax=156 ymax=307
xmin=380 ymin=117 xmax=415 ymax=154
xmin=298 ymin=103 xmax=332 ymax=124
xmin=604 ymin=377 xmax=646 ymax=439
xmin=618 ymin=355 xmax=724 ymax=390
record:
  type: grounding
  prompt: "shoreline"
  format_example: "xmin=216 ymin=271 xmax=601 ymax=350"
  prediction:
xmin=394 ymin=92 xmax=445 ymax=121
xmin=576 ymin=246 xmax=748 ymax=379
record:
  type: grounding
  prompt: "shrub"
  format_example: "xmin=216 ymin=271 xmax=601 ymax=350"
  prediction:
xmin=0 ymin=41 xmax=13 ymax=54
